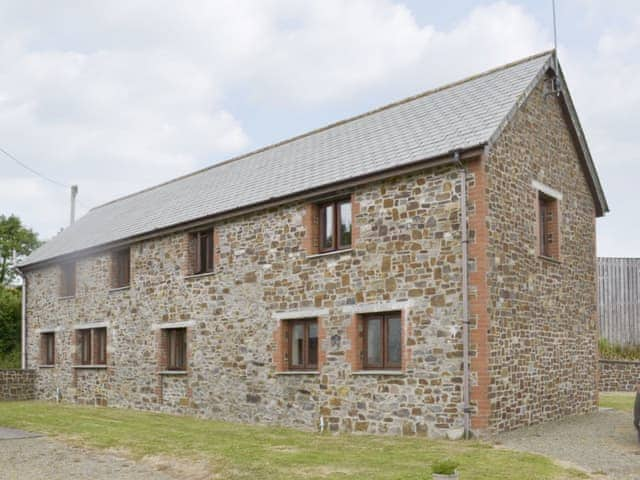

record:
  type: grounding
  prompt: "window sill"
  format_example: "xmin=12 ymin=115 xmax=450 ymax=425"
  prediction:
xmin=58 ymin=295 xmax=75 ymax=300
xmin=275 ymin=371 xmax=320 ymax=376
xmin=539 ymin=255 xmax=561 ymax=265
xmin=109 ymin=285 xmax=130 ymax=293
xmin=184 ymin=271 xmax=216 ymax=280
xmin=352 ymin=370 xmax=404 ymax=376
xmin=38 ymin=365 xmax=55 ymax=369
xmin=159 ymin=370 xmax=188 ymax=375
xmin=73 ymin=365 xmax=108 ymax=369
xmin=306 ymin=248 xmax=352 ymax=260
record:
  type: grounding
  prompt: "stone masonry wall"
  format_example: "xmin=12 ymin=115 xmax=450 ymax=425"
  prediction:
xmin=599 ymin=360 xmax=640 ymax=392
xmin=483 ymin=75 xmax=599 ymax=433
xmin=26 ymin=165 xmax=467 ymax=438
xmin=0 ymin=370 xmax=36 ymax=401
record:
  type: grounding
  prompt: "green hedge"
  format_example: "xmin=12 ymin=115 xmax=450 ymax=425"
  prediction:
xmin=599 ymin=338 xmax=640 ymax=361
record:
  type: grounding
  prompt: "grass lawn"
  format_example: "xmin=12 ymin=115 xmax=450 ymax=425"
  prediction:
xmin=599 ymin=391 xmax=636 ymax=413
xmin=0 ymin=401 xmax=587 ymax=480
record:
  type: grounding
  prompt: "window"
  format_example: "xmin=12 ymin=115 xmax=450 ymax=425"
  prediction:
xmin=362 ymin=312 xmax=401 ymax=370
xmin=538 ymin=192 xmax=559 ymax=259
xmin=40 ymin=332 xmax=55 ymax=366
xmin=60 ymin=261 xmax=76 ymax=297
xmin=76 ymin=327 xmax=107 ymax=365
xmin=285 ymin=319 xmax=318 ymax=370
xmin=165 ymin=328 xmax=187 ymax=371
xmin=191 ymin=229 xmax=214 ymax=275
xmin=112 ymin=248 xmax=130 ymax=288
xmin=319 ymin=198 xmax=352 ymax=252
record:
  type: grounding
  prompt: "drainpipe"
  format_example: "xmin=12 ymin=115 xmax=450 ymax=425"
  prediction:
xmin=454 ymin=151 xmax=471 ymax=439
xmin=15 ymin=266 xmax=27 ymax=370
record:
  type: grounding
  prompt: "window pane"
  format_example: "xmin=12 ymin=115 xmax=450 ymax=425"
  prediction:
xmin=80 ymin=331 xmax=91 ymax=364
xmin=307 ymin=322 xmax=318 ymax=367
xmin=339 ymin=201 xmax=352 ymax=248
xmin=321 ymin=205 xmax=334 ymax=250
xmin=387 ymin=315 xmax=401 ymax=366
xmin=290 ymin=323 xmax=305 ymax=368
xmin=95 ymin=328 xmax=107 ymax=364
xmin=366 ymin=318 xmax=382 ymax=367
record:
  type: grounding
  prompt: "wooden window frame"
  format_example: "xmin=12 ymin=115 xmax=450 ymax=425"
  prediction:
xmin=165 ymin=328 xmax=187 ymax=371
xmin=60 ymin=261 xmax=76 ymax=297
xmin=112 ymin=248 xmax=131 ymax=288
xmin=191 ymin=229 xmax=214 ymax=275
xmin=40 ymin=332 xmax=55 ymax=366
xmin=77 ymin=327 xmax=107 ymax=365
xmin=286 ymin=318 xmax=318 ymax=371
xmin=319 ymin=198 xmax=352 ymax=253
xmin=538 ymin=192 xmax=559 ymax=260
xmin=362 ymin=312 xmax=402 ymax=370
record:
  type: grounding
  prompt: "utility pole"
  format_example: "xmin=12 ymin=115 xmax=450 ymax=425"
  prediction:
xmin=70 ymin=185 xmax=78 ymax=225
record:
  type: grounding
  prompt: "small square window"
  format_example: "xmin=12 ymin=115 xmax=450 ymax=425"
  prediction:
xmin=112 ymin=248 xmax=130 ymax=288
xmin=165 ymin=328 xmax=187 ymax=371
xmin=40 ymin=332 xmax=55 ymax=366
xmin=285 ymin=319 xmax=318 ymax=370
xmin=319 ymin=198 xmax=352 ymax=252
xmin=190 ymin=229 xmax=214 ymax=275
xmin=362 ymin=312 xmax=401 ymax=370
xmin=60 ymin=261 xmax=76 ymax=297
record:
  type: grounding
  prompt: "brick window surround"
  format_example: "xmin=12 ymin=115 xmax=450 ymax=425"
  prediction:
xmin=346 ymin=310 xmax=409 ymax=372
xmin=273 ymin=317 xmax=326 ymax=372
xmin=537 ymin=191 xmax=560 ymax=260
xmin=302 ymin=193 xmax=360 ymax=255
xmin=59 ymin=261 xmax=76 ymax=297
xmin=157 ymin=326 xmax=192 ymax=372
xmin=186 ymin=227 xmax=218 ymax=275
xmin=40 ymin=332 xmax=55 ymax=366
xmin=111 ymin=247 xmax=131 ymax=288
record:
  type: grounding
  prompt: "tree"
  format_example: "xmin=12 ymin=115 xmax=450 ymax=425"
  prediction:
xmin=0 ymin=214 xmax=41 ymax=286
xmin=0 ymin=287 xmax=20 ymax=357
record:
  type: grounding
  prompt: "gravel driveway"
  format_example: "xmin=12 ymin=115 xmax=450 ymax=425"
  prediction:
xmin=0 ymin=436 xmax=178 ymax=480
xmin=497 ymin=409 xmax=640 ymax=479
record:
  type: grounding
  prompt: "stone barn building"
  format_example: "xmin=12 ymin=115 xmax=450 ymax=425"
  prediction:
xmin=17 ymin=51 xmax=608 ymax=438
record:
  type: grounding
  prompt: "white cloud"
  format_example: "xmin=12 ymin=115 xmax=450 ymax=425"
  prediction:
xmin=0 ymin=1 xmax=561 ymax=243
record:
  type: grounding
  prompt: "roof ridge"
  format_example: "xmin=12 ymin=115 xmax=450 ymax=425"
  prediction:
xmin=90 ymin=49 xmax=554 ymax=212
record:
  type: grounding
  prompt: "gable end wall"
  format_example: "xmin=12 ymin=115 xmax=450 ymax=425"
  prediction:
xmin=484 ymin=77 xmax=599 ymax=433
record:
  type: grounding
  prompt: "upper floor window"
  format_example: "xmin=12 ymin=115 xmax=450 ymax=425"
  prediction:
xmin=538 ymin=192 xmax=559 ymax=260
xmin=319 ymin=198 xmax=352 ymax=252
xmin=191 ymin=229 xmax=214 ymax=275
xmin=286 ymin=318 xmax=318 ymax=371
xmin=362 ymin=312 xmax=401 ymax=370
xmin=76 ymin=327 xmax=107 ymax=365
xmin=112 ymin=248 xmax=130 ymax=288
xmin=60 ymin=261 xmax=76 ymax=297
xmin=40 ymin=332 xmax=55 ymax=366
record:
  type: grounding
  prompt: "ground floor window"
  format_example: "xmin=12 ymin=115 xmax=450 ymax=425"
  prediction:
xmin=76 ymin=327 xmax=107 ymax=365
xmin=287 ymin=319 xmax=318 ymax=370
xmin=40 ymin=332 xmax=55 ymax=366
xmin=165 ymin=328 xmax=187 ymax=371
xmin=362 ymin=312 xmax=401 ymax=370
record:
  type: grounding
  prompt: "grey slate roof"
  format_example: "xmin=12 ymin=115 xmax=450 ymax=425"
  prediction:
xmin=20 ymin=51 xmax=605 ymax=267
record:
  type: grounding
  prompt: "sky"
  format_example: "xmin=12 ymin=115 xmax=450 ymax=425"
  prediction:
xmin=0 ymin=1 xmax=638 ymax=257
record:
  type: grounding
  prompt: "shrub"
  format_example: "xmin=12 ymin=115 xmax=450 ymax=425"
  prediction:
xmin=599 ymin=338 xmax=640 ymax=361
xmin=0 ymin=349 xmax=20 ymax=369
xmin=431 ymin=458 xmax=459 ymax=475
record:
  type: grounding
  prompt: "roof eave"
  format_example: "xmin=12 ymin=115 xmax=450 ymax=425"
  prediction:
xmin=19 ymin=144 xmax=485 ymax=271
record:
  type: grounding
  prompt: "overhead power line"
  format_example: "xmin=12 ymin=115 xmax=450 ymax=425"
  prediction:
xmin=0 ymin=146 xmax=70 ymax=188
xmin=0 ymin=145 xmax=91 ymax=209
